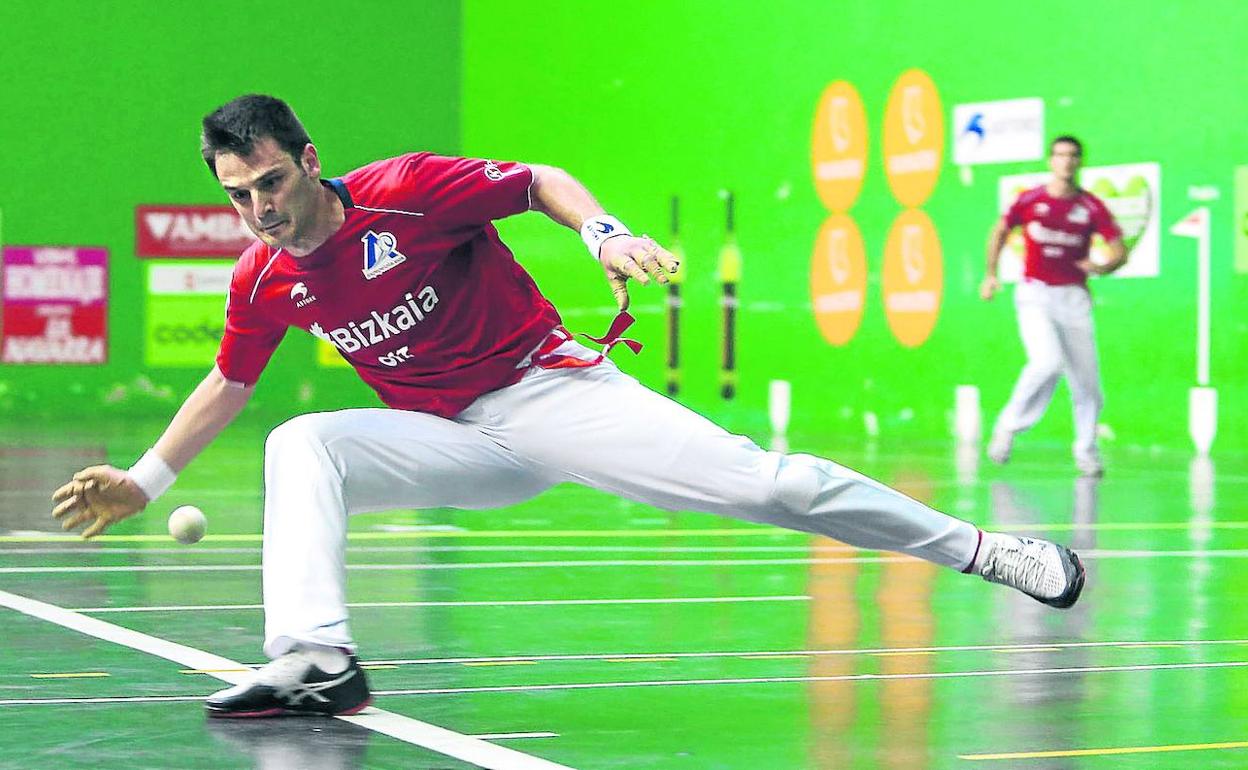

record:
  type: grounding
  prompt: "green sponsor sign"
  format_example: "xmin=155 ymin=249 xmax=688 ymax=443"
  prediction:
xmin=144 ymin=263 xmax=231 ymax=367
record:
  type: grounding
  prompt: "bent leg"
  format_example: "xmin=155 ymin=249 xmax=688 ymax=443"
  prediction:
xmin=261 ymin=408 xmax=550 ymax=658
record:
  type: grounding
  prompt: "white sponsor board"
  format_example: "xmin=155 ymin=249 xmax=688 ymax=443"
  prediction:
xmin=147 ymin=263 xmax=233 ymax=295
xmin=953 ymin=98 xmax=1044 ymax=166
xmin=997 ymin=162 xmax=1161 ymax=281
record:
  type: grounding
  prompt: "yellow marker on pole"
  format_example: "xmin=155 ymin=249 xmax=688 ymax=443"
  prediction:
xmin=718 ymin=190 xmax=742 ymax=399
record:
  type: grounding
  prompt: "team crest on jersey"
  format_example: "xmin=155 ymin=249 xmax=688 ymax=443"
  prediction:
xmin=361 ymin=230 xmax=407 ymax=280
xmin=483 ymin=161 xmax=505 ymax=181
xmin=1067 ymin=205 xmax=1090 ymax=225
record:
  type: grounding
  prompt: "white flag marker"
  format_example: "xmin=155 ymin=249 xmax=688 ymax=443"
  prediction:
xmin=1170 ymin=207 xmax=1216 ymax=454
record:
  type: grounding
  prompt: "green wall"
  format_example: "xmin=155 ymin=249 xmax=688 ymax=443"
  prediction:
xmin=0 ymin=0 xmax=461 ymax=418
xmin=462 ymin=0 xmax=1248 ymax=454
xmin=2 ymin=1 xmax=1244 ymax=455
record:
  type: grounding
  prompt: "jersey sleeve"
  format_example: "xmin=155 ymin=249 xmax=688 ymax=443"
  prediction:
xmin=1088 ymin=196 xmax=1123 ymax=241
xmin=402 ymin=154 xmax=534 ymax=229
xmin=1002 ymin=192 xmax=1029 ymax=229
xmin=215 ymin=260 xmax=286 ymax=386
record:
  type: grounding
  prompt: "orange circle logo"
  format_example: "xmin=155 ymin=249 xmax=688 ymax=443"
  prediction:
xmin=810 ymin=214 xmax=867 ymax=346
xmin=882 ymin=69 xmax=943 ymax=207
xmin=882 ymin=209 xmax=942 ymax=347
xmin=811 ymin=81 xmax=868 ymax=212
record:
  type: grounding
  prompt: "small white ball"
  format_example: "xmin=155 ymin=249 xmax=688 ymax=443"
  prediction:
xmin=168 ymin=505 xmax=207 ymax=544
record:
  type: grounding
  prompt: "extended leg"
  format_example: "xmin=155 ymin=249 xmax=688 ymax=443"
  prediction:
xmin=476 ymin=365 xmax=974 ymax=569
xmin=470 ymin=361 xmax=1084 ymax=606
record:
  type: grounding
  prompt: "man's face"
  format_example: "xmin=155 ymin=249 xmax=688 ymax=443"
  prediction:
xmin=214 ymin=136 xmax=321 ymax=249
xmin=1049 ymin=141 xmax=1082 ymax=182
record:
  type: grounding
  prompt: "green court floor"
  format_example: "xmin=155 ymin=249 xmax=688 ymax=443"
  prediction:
xmin=2 ymin=417 xmax=1246 ymax=768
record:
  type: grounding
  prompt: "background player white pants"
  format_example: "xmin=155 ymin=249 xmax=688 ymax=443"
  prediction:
xmin=993 ymin=281 xmax=1102 ymax=459
xmin=261 ymin=354 xmax=980 ymax=657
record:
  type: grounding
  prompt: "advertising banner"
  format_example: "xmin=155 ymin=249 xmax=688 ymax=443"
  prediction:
xmin=953 ymin=98 xmax=1044 ymax=166
xmin=882 ymin=69 xmax=944 ymax=207
xmin=1 ymin=246 xmax=108 ymax=364
xmin=811 ymin=81 xmax=868 ymax=213
xmin=144 ymin=262 xmax=232 ymax=367
xmin=135 ymin=205 xmax=255 ymax=258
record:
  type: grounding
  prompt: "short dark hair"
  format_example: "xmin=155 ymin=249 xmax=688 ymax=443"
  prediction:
xmin=1050 ymin=134 xmax=1083 ymax=156
xmin=200 ymin=94 xmax=312 ymax=176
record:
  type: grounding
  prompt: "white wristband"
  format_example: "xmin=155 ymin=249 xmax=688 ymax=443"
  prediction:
xmin=127 ymin=449 xmax=177 ymax=502
xmin=580 ymin=215 xmax=631 ymax=259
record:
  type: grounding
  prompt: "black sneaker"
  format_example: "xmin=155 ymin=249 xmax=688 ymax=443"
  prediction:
xmin=205 ymin=651 xmax=372 ymax=718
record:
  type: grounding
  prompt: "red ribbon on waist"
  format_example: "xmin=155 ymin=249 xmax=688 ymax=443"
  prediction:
xmin=532 ymin=311 xmax=643 ymax=369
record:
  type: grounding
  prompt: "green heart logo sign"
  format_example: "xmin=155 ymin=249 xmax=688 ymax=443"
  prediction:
xmin=1089 ymin=174 xmax=1153 ymax=259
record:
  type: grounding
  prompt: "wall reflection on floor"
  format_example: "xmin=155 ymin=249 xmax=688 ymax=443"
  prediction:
xmin=805 ymin=465 xmax=937 ymax=769
xmin=206 ymin=717 xmax=372 ymax=770
xmin=988 ymin=474 xmax=1099 ymax=770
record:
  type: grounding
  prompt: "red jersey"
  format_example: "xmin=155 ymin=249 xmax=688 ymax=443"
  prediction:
xmin=216 ymin=153 xmax=562 ymax=417
xmin=1002 ymin=186 xmax=1122 ymax=286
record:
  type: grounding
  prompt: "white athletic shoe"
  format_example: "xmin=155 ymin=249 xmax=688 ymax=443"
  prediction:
xmin=986 ymin=432 xmax=1013 ymax=465
xmin=977 ymin=533 xmax=1085 ymax=609
xmin=1075 ymin=451 xmax=1104 ymax=477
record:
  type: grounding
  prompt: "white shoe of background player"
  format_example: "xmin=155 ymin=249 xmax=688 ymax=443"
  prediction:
xmin=986 ymin=432 xmax=1013 ymax=465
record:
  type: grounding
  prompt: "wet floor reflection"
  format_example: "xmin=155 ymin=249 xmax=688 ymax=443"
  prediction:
xmin=988 ymin=476 xmax=1099 ymax=770
xmin=206 ymin=717 xmax=372 ymax=770
xmin=1188 ymin=456 xmax=1215 ymax=640
xmin=805 ymin=466 xmax=937 ymax=769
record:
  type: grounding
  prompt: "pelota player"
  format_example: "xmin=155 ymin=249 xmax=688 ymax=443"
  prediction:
xmin=980 ymin=135 xmax=1128 ymax=476
xmin=53 ymin=95 xmax=1086 ymax=718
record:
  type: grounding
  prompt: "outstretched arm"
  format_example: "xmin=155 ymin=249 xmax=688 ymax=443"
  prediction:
xmin=51 ymin=365 xmax=253 ymax=538
xmin=528 ymin=164 xmax=679 ymax=310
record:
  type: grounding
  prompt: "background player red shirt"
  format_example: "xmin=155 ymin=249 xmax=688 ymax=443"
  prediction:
xmin=1003 ymin=186 xmax=1122 ymax=286
xmin=217 ymin=154 xmax=562 ymax=417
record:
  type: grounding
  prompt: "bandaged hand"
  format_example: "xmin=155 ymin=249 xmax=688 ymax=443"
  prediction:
xmin=51 ymin=465 xmax=149 ymax=539
xmin=599 ymin=235 xmax=680 ymax=311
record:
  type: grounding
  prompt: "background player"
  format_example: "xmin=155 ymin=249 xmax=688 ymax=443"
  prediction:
xmin=980 ymin=135 xmax=1127 ymax=476
xmin=53 ymin=95 xmax=1086 ymax=718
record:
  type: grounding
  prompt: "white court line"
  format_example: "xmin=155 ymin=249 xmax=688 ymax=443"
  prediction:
xmin=10 ymin=659 xmax=1241 ymax=706
xmin=0 ymin=589 xmax=572 ymax=770
xmin=0 ymin=694 xmax=206 ymax=706
xmin=72 ymin=595 xmax=812 ymax=613
xmin=0 ymin=545 xmax=851 ymax=556
xmin=8 ymin=549 xmax=1248 ymax=575
xmin=371 ymin=660 xmax=1248 ymax=696
xmin=352 ymin=638 xmax=1248 ymax=666
xmin=6 ymin=519 xmax=1248 ymax=546
xmin=0 ymin=557 xmax=910 ymax=574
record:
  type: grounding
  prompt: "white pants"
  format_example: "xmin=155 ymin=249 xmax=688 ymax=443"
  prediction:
xmin=261 ymin=355 xmax=980 ymax=657
xmin=993 ymin=281 xmax=1102 ymax=458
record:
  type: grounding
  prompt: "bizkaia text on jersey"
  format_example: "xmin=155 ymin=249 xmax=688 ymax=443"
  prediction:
xmin=309 ymin=285 xmax=440 ymax=364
